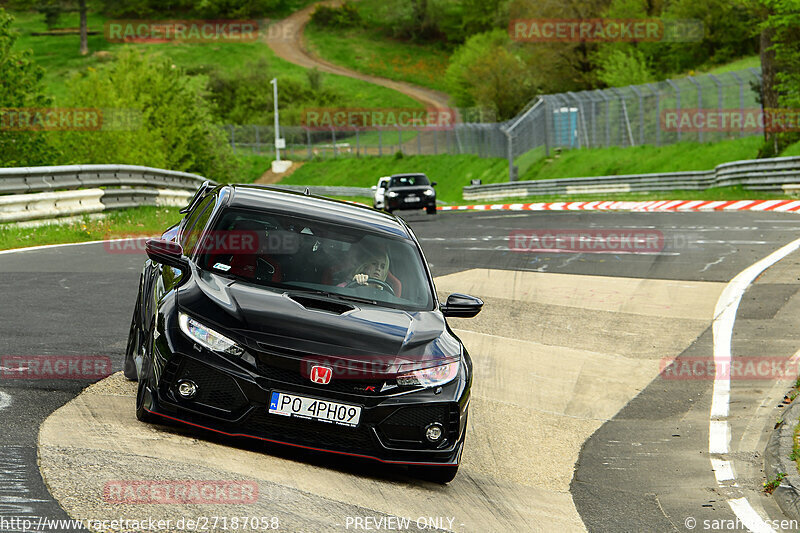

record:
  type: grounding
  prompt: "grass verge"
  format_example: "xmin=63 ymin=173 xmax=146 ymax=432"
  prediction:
xmin=279 ymin=154 xmax=508 ymax=203
xmin=520 ymin=137 xmax=763 ymax=181
xmin=305 ymin=23 xmax=450 ymax=93
xmin=0 ymin=206 xmax=181 ymax=251
xmin=10 ymin=10 xmax=419 ymax=108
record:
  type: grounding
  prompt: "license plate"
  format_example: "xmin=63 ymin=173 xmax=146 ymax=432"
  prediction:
xmin=269 ymin=391 xmax=362 ymax=427
xmin=404 ymin=196 xmax=420 ymax=203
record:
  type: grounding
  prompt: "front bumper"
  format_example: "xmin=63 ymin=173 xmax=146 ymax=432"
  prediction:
xmin=387 ymin=195 xmax=436 ymax=210
xmin=145 ymin=339 xmax=469 ymax=466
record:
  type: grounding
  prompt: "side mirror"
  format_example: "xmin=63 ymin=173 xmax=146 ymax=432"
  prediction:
xmin=431 ymin=181 xmax=438 ymax=187
xmin=440 ymin=293 xmax=483 ymax=318
xmin=146 ymin=239 xmax=190 ymax=272
xmin=371 ymin=185 xmax=377 ymax=191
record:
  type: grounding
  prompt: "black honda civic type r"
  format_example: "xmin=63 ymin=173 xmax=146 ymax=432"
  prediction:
xmin=125 ymin=183 xmax=483 ymax=483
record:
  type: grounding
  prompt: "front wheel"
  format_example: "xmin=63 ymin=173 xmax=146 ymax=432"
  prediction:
xmin=135 ymin=378 xmax=156 ymax=423
xmin=426 ymin=206 xmax=437 ymax=215
xmin=123 ymin=307 xmax=140 ymax=381
xmin=410 ymin=465 xmax=459 ymax=484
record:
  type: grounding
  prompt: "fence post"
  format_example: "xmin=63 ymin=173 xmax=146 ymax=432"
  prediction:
xmin=417 ymin=128 xmax=422 ymax=154
xmin=687 ymin=76 xmax=703 ymax=143
xmin=397 ymin=126 xmax=402 ymax=154
xmin=730 ymin=71 xmax=746 ymax=138
xmin=355 ymin=128 xmax=360 ymax=157
xmin=379 ymin=130 xmax=383 ymax=156
xmin=230 ymin=125 xmax=236 ymax=154
xmin=630 ymin=85 xmax=645 ymax=146
xmin=502 ymin=127 xmax=515 ymax=181
xmin=648 ymin=83 xmax=661 ymax=146
xmin=666 ymin=79 xmax=681 ymax=142
xmin=433 ymin=129 xmax=438 ymax=155
xmin=254 ymin=125 xmax=260 ymax=154
xmin=331 ymin=127 xmax=337 ymax=157
xmin=306 ymin=128 xmax=312 ymax=159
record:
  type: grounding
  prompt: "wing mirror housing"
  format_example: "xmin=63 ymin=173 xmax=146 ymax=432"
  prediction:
xmin=371 ymin=185 xmax=377 ymax=191
xmin=146 ymin=239 xmax=190 ymax=273
xmin=440 ymin=293 xmax=483 ymax=318
xmin=431 ymin=181 xmax=438 ymax=187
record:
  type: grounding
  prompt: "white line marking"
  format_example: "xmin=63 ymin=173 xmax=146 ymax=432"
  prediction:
xmin=710 ymin=236 xmax=800 ymax=532
xmin=711 ymin=458 xmax=736 ymax=482
xmin=709 ymin=420 xmax=730 ymax=454
xmin=0 ymin=391 xmax=11 ymax=410
xmin=728 ymin=498 xmax=777 ymax=533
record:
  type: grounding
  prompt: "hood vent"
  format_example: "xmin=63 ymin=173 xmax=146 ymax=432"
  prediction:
xmin=288 ymin=295 xmax=355 ymax=315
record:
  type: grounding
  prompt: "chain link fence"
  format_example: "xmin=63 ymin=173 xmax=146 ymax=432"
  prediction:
xmin=227 ymin=68 xmax=764 ymax=181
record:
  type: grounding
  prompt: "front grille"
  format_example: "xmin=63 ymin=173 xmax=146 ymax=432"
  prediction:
xmin=247 ymin=409 xmax=376 ymax=454
xmin=378 ymin=404 xmax=456 ymax=449
xmin=172 ymin=358 xmax=249 ymax=413
xmin=256 ymin=360 xmax=386 ymax=395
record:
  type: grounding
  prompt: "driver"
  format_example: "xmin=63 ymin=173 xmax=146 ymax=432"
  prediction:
xmin=350 ymin=249 xmax=390 ymax=287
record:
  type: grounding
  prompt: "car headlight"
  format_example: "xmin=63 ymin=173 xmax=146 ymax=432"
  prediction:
xmin=397 ymin=361 xmax=459 ymax=387
xmin=424 ymin=189 xmax=434 ymax=196
xmin=387 ymin=191 xmax=399 ymax=198
xmin=178 ymin=312 xmax=245 ymax=357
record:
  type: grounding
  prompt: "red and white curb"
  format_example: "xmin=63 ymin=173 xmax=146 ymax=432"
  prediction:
xmin=439 ymin=199 xmax=800 ymax=213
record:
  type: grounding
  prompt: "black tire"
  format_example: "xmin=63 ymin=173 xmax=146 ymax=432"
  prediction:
xmin=135 ymin=378 xmax=156 ymax=423
xmin=410 ymin=465 xmax=459 ymax=484
xmin=123 ymin=308 xmax=140 ymax=381
xmin=426 ymin=206 xmax=437 ymax=215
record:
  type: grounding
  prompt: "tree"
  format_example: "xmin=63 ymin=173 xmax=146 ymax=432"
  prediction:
xmin=445 ymin=29 xmax=537 ymax=119
xmin=744 ymin=0 xmax=800 ymax=155
xmin=9 ymin=0 xmax=89 ymax=55
xmin=56 ymin=49 xmax=237 ymax=181
xmin=0 ymin=8 xmax=59 ymax=167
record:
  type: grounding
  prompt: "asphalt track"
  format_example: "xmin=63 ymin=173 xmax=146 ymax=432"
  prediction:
xmin=3 ymin=210 xmax=800 ymax=532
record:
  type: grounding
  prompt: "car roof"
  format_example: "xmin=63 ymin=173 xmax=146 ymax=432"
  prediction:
xmin=225 ymin=185 xmax=413 ymax=239
xmin=390 ymin=173 xmax=427 ymax=178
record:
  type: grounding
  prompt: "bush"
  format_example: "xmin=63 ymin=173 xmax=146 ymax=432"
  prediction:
xmin=207 ymin=60 xmax=345 ymax=126
xmin=310 ymin=2 xmax=362 ymax=28
xmin=55 ymin=48 xmax=237 ymax=182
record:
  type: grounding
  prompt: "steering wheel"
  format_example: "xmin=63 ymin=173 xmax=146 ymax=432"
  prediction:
xmin=345 ymin=277 xmax=395 ymax=295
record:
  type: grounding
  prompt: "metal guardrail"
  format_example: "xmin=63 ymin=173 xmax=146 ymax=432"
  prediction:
xmin=269 ymin=185 xmax=373 ymax=197
xmin=0 ymin=165 xmax=208 ymax=224
xmin=0 ymin=164 xmax=209 ymax=195
xmin=463 ymin=157 xmax=800 ymax=201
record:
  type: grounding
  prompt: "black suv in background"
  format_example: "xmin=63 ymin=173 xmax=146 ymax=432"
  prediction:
xmin=383 ymin=173 xmax=437 ymax=215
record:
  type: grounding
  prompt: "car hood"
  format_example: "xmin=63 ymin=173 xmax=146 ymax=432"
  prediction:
xmin=179 ymin=271 xmax=461 ymax=365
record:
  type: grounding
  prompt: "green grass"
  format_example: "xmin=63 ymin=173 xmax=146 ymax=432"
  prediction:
xmin=305 ymin=23 xmax=450 ymax=93
xmin=783 ymin=140 xmax=800 ymax=157
xmin=0 ymin=206 xmax=181 ymax=251
xmin=279 ymin=154 xmax=508 ymax=203
xmin=9 ymin=9 xmax=419 ymax=108
xmin=519 ymin=137 xmax=763 ymax=181
xmin=701 ymin=55 xmax=761 ymax=75
xmin=233 ymin=154 xmax=271 ymax=183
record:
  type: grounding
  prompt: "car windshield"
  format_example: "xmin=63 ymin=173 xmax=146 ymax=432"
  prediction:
xmin=196 ymin=208 xmax=434 ymax=311
xmin=390 ymin=175 xmax=429 ymax=187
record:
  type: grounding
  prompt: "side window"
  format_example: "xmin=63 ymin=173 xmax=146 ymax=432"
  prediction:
xmin=180 ymin=194 xmax=216 ymax=255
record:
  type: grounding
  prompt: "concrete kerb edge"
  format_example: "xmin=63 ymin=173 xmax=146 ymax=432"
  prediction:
xmin=765 ymin=398 xmax=800 ymax=521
